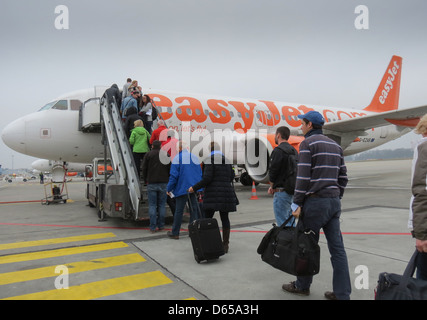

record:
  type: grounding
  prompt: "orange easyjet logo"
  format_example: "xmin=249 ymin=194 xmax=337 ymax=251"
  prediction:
xmin=147 ymin=94 xmax=367 ymax=132
xmin=379 ymin=60 xmax=400 ymax=105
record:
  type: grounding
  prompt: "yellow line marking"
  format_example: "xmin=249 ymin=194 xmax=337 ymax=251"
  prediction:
xmin=0 ymin=253 xmax=145 ymax=285
xmin=0 ymin=242 xmax=128 ymax=265
xmin=0 ymin=233 xmax=116 ymax=251
xmin=3 ymin=271 xmax=173 ymax=300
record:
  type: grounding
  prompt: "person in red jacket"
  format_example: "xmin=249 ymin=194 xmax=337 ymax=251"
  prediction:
xmin=150 ymin=120 xmax=167 ymax=145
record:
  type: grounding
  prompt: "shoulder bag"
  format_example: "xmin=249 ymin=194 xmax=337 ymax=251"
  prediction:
xmin=375 ymin=250 xmax=427 ymax=300
xmin=257 ymin=215 xmax=320 ymax=276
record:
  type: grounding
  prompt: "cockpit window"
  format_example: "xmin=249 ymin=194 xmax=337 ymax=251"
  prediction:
xmin=39 ymin=101 xmax=57 ymax=111
xmin=38 ymin=100 xmax=68 ymax=111
xmin=52 ymin=100 xmax=68 ymax=110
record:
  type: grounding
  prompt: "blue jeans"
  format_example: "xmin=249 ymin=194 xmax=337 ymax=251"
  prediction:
xmin=147 ymin=183 xmax=167 ymax=231
xmin=171 ymin=193 xmax=198 ymax=236
xmin=273 ymin=191 xmax=294 ymax=226
xmin=295 ymin=197 xmax=351 ymax=300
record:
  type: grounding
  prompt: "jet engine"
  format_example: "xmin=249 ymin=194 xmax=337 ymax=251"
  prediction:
xmin=242 ymin=134 xmax=303 ymax=186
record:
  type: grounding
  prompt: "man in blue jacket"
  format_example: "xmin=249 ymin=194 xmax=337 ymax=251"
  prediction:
xmin=167 ymin=141 xmax=202 ymax=239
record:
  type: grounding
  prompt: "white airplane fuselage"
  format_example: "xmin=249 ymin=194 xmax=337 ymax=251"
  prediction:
xmin=2 ymin=87 xmax=410 ymax=164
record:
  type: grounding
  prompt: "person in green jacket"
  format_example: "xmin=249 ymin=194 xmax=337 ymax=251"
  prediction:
xmin=129 ymin=119 xmax=151 ymax=178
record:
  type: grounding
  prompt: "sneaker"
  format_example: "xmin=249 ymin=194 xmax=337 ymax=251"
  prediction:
xmin=167 ymin=231 xmax=179 ymax=239
xmin=282 ymin=281 xmax=310 ymax=296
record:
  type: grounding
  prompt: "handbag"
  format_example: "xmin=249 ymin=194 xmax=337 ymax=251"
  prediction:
xmin=257 ymin=215 xmax=320 ymax=276
xmin=375 ymin=250 xmax=427 ymax=300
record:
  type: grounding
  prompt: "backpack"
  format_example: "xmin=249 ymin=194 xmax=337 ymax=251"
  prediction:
xmin=276 ymin=144 xmax=298 ymax=195
xmin=151 ymin=105 xmax=158 ymax=120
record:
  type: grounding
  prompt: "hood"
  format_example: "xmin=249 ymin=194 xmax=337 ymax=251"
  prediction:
xmin=132 ymin=126 xmax=147 ymax=136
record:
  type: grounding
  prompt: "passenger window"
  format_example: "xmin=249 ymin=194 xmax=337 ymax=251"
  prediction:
xmin=52 ymin=100 xmax=68 ymax=110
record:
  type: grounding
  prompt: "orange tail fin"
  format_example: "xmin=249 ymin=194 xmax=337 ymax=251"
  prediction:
xmin=364 ymin=55 xmax=402 ymax=113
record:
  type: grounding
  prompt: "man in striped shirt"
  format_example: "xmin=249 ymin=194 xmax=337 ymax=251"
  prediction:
xmin=282 ymin=111 xmax=351 ymax=300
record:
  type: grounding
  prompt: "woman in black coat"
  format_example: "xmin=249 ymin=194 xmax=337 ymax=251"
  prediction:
xmin=188 ymin=142 xmax=238 ymax=253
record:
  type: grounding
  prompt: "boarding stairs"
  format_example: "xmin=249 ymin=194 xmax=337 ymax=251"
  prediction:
xmin=99 ymin=95 xmax=142 ymax=218
xmin=79 ymin=91 xmax=142 ymax=220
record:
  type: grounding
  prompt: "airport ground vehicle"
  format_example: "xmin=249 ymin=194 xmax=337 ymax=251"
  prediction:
xmin=86 ymin=158 xmax=135 ymax=220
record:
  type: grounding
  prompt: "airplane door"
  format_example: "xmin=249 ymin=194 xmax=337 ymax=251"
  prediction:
xmin=80 ymin=98 xmax=101 ymax=132
xmin=380 ymin=127 xmax=388 ymax=139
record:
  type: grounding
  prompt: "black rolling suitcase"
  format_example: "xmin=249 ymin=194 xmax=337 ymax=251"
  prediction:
xmin=188 ymin=193 xmax=225 ymax=263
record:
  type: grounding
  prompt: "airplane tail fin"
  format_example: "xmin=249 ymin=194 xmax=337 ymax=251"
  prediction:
xmin=364 ymin=55 xmax=402 ymax=113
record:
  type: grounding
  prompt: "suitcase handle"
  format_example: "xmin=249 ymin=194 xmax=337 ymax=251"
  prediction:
xmin=187 ymin=192 xmax=204 ymax=219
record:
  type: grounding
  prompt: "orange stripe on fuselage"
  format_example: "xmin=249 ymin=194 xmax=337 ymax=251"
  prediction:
xmin=148 ymin=93 xmax=368 ymax=134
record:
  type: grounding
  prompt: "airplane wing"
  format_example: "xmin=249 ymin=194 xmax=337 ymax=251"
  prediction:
xmin=323 ymin=104 xmax=427 ymax=133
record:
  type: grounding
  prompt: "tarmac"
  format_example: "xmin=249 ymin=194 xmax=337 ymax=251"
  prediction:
xmin=0 ymin=159 xmax=417 ymax=302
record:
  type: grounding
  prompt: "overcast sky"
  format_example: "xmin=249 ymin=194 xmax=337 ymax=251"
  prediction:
xmin=1 ymin=0 xmax=426 ymax=168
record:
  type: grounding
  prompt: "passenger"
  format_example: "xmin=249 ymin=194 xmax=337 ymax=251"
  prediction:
xmin=282 ymin=111 xmax=351 ymax=300
xmin=158 ymin=128 xmax=179 ymax=216
xmin=166 ymin=141 xmax=202 ymax=239
xmin=268 ymin=126 xmax=298 ymax=227
xmin=104 ymin=84 xmax=122 ymax=110
xmin=142 ymin=140 xmax=170 ymax=233
xmin=161 ymin=130 xmax=179 ymax=160
xmin=140 ymin=94 xmax=154 ymax=134
xmin=136 ymin=86 xmax=143 ymax=109
xmin=409 ymin=114 xmax=427 ymax=280
xmin=121 ymin=89 xmax=140 ymax=120
xmin=129 ymin=119 xmax=151 ymax=178
xmin=123 ymin=107 xmax=143 ymax=138
xmin=150 ymin=120 xmax=167 ymax=145
xmin=128 ymin=80 xmax=139 ymax=95
xmin=122 ymin=78 xmax=132 ymax=102
xmin=188 ymin=142 xmax=238 ymax=253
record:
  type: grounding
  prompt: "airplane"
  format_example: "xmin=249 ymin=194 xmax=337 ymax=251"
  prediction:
xmin=31 ymin=159 xmax=91 ymax=180
xmin=32 ymin=159 xmax=89 ymax=174
xmin=2 ymin=55 xmax=426 ymax=186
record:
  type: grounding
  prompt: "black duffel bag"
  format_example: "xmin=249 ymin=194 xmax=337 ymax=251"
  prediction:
xmin=375 ymin=250 xmax=427 ymax=300
xmin=257 ymin=215 xmax=320 ymax=277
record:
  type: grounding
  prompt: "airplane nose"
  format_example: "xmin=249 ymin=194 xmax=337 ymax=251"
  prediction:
xmin=1 ymin=118 xmax=26 ymax=154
